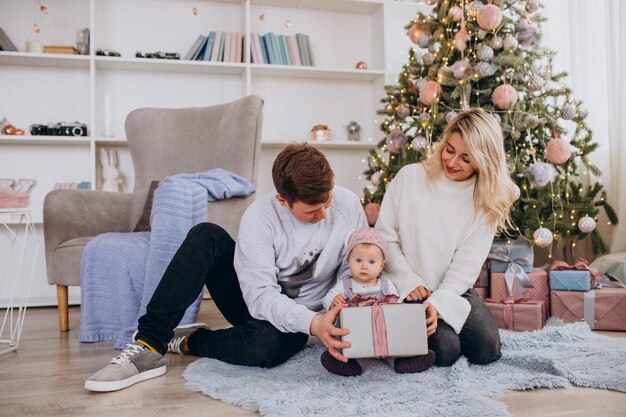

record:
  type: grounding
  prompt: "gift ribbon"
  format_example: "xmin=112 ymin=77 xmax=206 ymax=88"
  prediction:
xmin=350 ymin=294 xmax=400 ymax=358
xmin=549 ymin=258 xmax=601 ymax=284
xmin=583 ymin=290 xmax=596 ymax=329
xmin=486 ymin=296 xmax=527 ymax=330
xmin=488 ymin=245 xmax=534 ymax=297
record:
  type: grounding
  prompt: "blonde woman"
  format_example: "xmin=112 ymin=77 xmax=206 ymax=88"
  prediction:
xmin=376 ymin=108 xmax=516 ymax=366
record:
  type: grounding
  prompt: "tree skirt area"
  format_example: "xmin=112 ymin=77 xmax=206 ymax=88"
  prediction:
xmin=183 ymin=319 xmax=626 ymax=417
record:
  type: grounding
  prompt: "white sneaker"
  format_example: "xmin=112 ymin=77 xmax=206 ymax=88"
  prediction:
xmin=167 ymin=322 xmax=210 ymax=354
xmin=85 ymin=342 xmax=166 ymax=392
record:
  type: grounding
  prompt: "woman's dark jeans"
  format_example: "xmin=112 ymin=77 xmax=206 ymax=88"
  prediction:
xmin=428 ymin=288 xmax=502 ymax=366
xmin=136 ymin=223 xmax=308 ymax=367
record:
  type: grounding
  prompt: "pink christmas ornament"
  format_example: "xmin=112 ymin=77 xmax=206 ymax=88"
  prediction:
xmin=492 ymin=84 xmax=518 ymax=109
xmin=477 ymin=4 xmax=503 ymax=31
xmin=545 ymin=138 xmax=571 ymax=165
xmin=448 ymin=6 xmax=463 ymax=21
xmin=533 ymin=227 xmax=553 ymax=247
xmin=364 ymin=202 xmax=381 ymax=226
xmin=454 ymin=26 xmax=470 ymax=52
xmin=409 ymin=25 xmax=431 ymax=45
xmin=419 ymin=80 xmax=441 ymax=105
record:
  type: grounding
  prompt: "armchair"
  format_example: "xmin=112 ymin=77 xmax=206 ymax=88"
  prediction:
xmin=44 ymin=96 xmax=263 ymax=331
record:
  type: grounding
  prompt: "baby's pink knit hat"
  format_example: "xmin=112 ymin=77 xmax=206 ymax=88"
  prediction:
xmin=346 ymin=227 xmax=389 ymax=260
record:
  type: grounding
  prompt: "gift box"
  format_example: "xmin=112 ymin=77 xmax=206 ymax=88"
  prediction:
xmin=550 ymin=288 xmax=626 ymax=331
xmin=549 ymin=270 xmax=593 ymax=292
xmin=474 ymin=287 xmax=488 ymax=301
xmin=473 ymin=261 xmax=489 ymax=288
xmin=488 ymin=240 xmax=533 ymax=273
xmin=490 ymin=268 xmax=550 ymax=319
xmin=485 ymin=298 xmax=546 ymax=331
xmin=339 ymin=303 xmax=428 ymax=359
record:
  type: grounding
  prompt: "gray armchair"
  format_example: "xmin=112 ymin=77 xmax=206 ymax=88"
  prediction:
xmin=43 ymin=96 xmax=263 ymax=331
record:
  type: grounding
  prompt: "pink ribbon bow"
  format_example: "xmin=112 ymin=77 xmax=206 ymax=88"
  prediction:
xmin=349 ymin=294 xmax=400 ymax=358
xmin=485 ymin=296 xmax=527 ymax=331
xmin=549 ymin=258 xmax=601 ymax=281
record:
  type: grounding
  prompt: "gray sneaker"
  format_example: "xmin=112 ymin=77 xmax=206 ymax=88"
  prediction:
xmin=167 ymin=322 xmax=210 ymax=354
xmin=84 ymin=342 xmax=166 ymax=392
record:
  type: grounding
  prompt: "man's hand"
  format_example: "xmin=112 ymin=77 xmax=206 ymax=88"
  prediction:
xmin=423 ymin=301 xmax=438 ymax=337
xmin=330 ymin=294 xmax=347 ymax=309
xmin=310 ymin=304 xmax=350 ymax=362
xmin=405 ymin=285 xmax=432 ymax=302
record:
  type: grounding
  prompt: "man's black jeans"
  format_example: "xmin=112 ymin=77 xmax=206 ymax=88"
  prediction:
xmin=136 ymin=223 xmax=308 ymax=367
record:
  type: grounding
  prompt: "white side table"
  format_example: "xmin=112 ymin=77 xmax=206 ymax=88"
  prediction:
xmin=0 ymin=209 xmax=39 ymax=356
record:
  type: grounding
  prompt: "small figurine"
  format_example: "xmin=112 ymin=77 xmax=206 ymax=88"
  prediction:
xmin=100 ymin=148 xmax=124 ymax=192
xmin=310 ymin=124 xmax=331 ymax=141
xmin=347 ymin=121 xmax=361 ymax=141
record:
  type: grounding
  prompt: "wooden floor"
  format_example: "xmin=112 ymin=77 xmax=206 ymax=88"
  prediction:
xmin=1 ymin=301 xmax=625 ymax=417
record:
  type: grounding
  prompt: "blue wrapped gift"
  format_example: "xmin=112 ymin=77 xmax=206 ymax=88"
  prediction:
xmin=549 ymin=270 xmax=594 ymax=292
xmin=488 ymin=240 xmax=533 ymax=274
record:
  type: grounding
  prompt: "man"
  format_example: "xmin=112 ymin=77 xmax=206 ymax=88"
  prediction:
xmin=85 ymin=143 xmax=367 ymax=392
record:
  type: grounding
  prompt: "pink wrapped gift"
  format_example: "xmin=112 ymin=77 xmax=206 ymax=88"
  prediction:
xmin=550 ymin=288 xmax=626 ymax=330
xmin=473 ymin=261 xmax=489 ymax=288
xmin=491 ymin=268 xmax=550 ymax=319
xmin=474 ymin=287 xmax=488 ymax=301
xmin=485 ymin=298 xmax=546 ymax=331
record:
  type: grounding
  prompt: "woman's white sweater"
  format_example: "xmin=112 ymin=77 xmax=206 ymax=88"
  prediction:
xmin=375 ymin=163 xmax=495 ymax=333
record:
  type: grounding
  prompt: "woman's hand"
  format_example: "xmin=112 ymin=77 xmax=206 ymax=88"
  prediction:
xmin=405 ymin=285 xmax=432 ymax=302
xmin=423 ymin=301 xmax=438 ymax=337
xmin=310 ymin=304 xmax=351 ymax=362
xmin=330 ymin=293 xmax=347 ymax=309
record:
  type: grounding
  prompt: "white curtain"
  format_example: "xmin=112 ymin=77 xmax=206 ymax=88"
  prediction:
xmin=542 ymin=1 xmax=625 ymax=255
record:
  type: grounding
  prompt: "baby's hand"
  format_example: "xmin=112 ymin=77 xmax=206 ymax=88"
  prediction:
xmin=331 ymin=294 xmax=347 ymax=308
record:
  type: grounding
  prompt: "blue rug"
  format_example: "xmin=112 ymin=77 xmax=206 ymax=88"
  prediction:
xmin=183 ymin=319 xmax=626 ymax=417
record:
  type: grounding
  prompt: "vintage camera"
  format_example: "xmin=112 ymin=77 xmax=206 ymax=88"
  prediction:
xmin=96 ymin=48 xmax=121 ymax=57
xmin=61 ymin=122 xmax=88 ymax=136
xmin=136 ymin=51 xmax=180 ymax=60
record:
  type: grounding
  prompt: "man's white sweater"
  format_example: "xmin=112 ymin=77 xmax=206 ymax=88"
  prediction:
xmin=376 ymin=163 xmax=495 ymax=333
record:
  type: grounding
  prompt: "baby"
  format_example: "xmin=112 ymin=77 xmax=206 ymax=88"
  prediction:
xmin=320 ymin=227 xmax=436 ymax=377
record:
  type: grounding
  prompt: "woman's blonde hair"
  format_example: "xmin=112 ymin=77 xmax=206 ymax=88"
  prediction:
xmin=423 ymin=108 xmax=516 ymax=231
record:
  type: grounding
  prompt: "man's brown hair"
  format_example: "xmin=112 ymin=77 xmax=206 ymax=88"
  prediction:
xmin=272 ymin=144 xmax=334 ymax=206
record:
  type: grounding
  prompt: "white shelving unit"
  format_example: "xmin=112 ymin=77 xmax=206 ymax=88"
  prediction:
xmin=0 ymin=0 xmax=425 ymax=305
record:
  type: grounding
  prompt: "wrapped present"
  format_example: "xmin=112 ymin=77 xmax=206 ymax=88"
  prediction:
xmin=488 ymin=239 xmax=533 ymax=274
xmin=490 ymin=268 xmax=550 ymax=320
xmin=550 ymin=288 xmax=626 ymax=331
xmin=485 ymin=298 xmax=546 ymax=331
xmin=548 ymin=259 xmax=600 ymax=292
xmin=473 ymin=261 xmax=489 ymax=288
xmin=475 ymin=287 xmax=488 ymax=301
xmin=339 ymin=303 xmax=428 ymax=359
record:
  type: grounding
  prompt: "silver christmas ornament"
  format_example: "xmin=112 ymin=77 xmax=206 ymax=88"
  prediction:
xmin=577 ymin=107 xmax=589 ymax=119
xmin=445 ymin=111 xmax=458 ymax=123
xmin=517 ymin=25 xmax=539 ymax=47
xmin=371 ymin=171 xmax=383 ymax=186
xmin=475 ymin=61 xmax=495 ymax=77
xmin=418 ymin=34 xmax=430 ymax=49
xmin=491 ymin=113 xmax=502 ymax=123
xmin=560 ymin=103 xmax=576 ymax=120
xmin=368 ymin=157 xmax=378 ymax=170
xmin=525 ymin=0 xmax=539 ymax=13
xmin=478 ymin=45 xmax=494 ymax=61
xmin=411 ymin=136 xmax=429 ymax=151
xmin=525 ymin=114 xmax=540 ymax=129
xmin=578 ymin=215 xmax=597 ymax=233
xmin=418 ymin=112 xmax=432 ymax=124
xmin=489 ymin=35 xmax=503 ymax=50
xmin=533 ymin=227 xmax=553 ymax=248
xmin=386 ymin=129 xmax=407 ymax=152
xmin=527 ymin=74 xmax=545 ymax=92
xmin=512 ymin=183 xmax=521 ymax=200
xmin=527 ymin=162 xmax=556 ymax=187
xmin=396 ymin=104 xmax=411 ymax=119
xmin=503 ymin=35 xmax=518 ymax=51
xmin=515 ymin=19 xmax=530 ymax=33
xmin=422 ymin=52 xmax=435 ymax=66
xmin=414 ymin=77 xmax=427 ymax=90
xmin=431 ymin=41 xmax=442 ymax=53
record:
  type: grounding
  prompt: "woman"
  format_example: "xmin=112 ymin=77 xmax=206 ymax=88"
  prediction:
xmin=376 ymin=108 xmax=516 ymax=366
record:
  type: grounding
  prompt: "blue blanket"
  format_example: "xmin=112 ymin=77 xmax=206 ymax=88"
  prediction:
xmin=80 ymin=169 xmax=255 ymax=348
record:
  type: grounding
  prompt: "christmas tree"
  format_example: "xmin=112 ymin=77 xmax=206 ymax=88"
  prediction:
xmin=362 ymin=0 xmax=618 ymax=255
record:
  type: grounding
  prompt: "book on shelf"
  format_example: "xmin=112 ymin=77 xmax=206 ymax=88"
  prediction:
xmin=270 ymin=33 xmax=283 ymax=64
xmin=287 ymin=35 xmax=301 ymax=66
xmin=202 ymin=31 xmax=216 ymax=61
xmin=255 ymin=33 xmax=267 ymax=64
xmin=262 ymin=33 xmax=276 ymax=64
xmin=223 ymin=32 xmax=232 ymax=63
xmin=279 ymin=35 xmax=291 ymax=65
xmin=217 ymin=32 xmax=226 ymax=62
xmin=191 ymin=35 xmax=209 ymax=60
xmin=295 ymin=33 xmax=314 ymax=66
xmin=210 ymin=32 xmax=222 ymax=62
xmin=250 ymin=33 xmax=261 ymax=64
xmin=235 ymin=32 xmax=243 ymax=63
xmin=0 ymin=27 xmax=17 ymax=52
xmin=183 ymin=34 xmax=205 ymax=60
xmin=44 ymin=45 xmax=78 ymax=55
